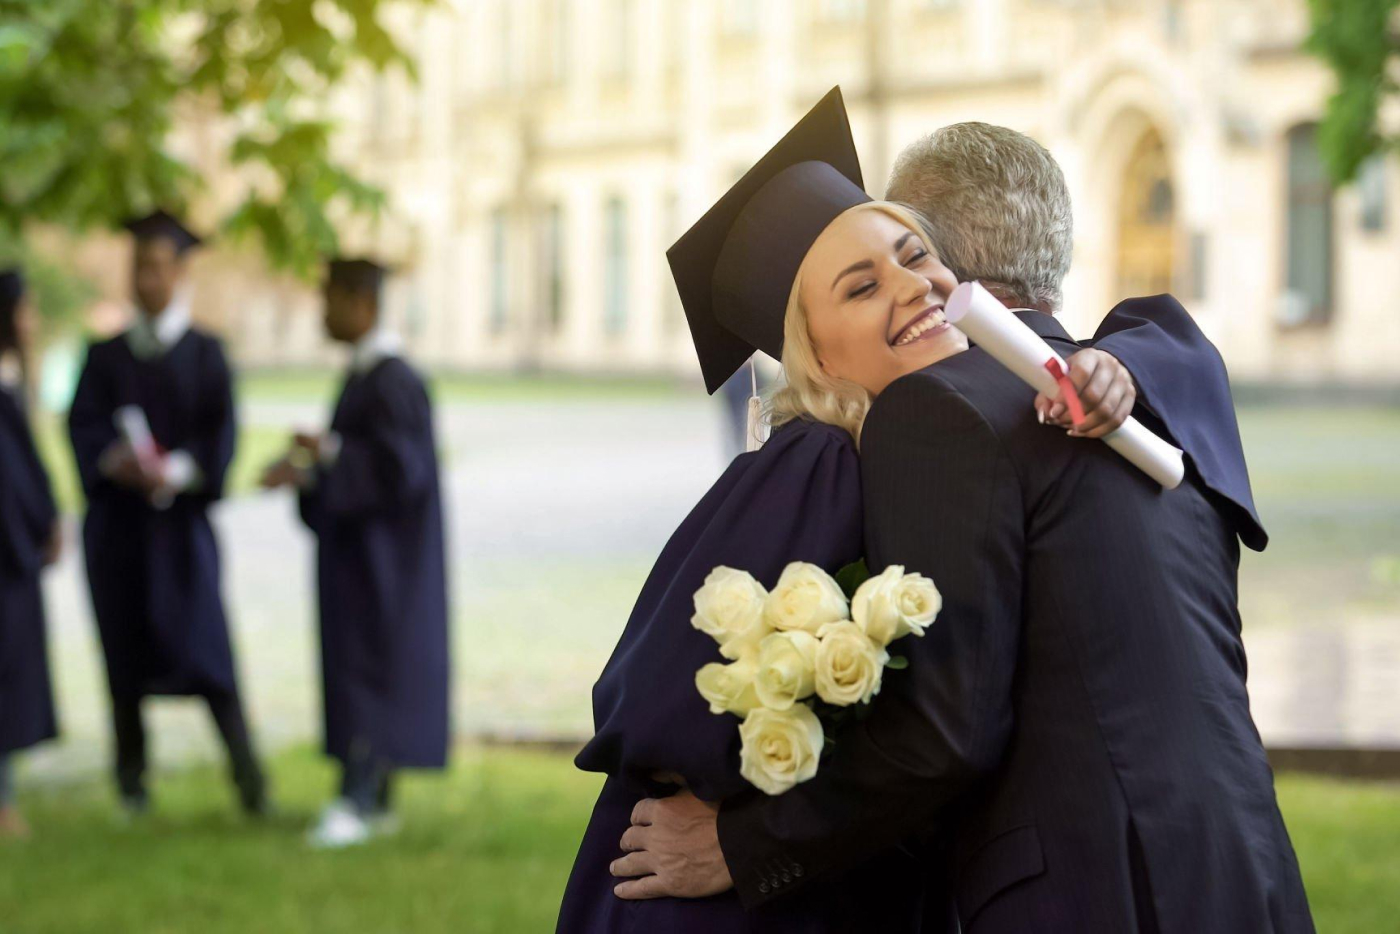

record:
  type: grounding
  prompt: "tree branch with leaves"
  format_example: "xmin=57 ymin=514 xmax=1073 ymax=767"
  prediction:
xmin=0 ymin=0 xmax=430 ymax=277
xmin=1306 ymin=0 xmax=1399 ymax=185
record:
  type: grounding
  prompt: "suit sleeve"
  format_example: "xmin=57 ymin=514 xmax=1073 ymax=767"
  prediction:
xmin=1089 ymin=295 xmax=1264 ymax=549
xmin=308 ymin=367 xmax=435 ymax=520
xmin=717 ymin=373 xmax=1026 ymax=907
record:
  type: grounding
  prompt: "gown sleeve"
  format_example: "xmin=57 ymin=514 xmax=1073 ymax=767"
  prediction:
xmin=67 ymin=342 xmax=120 ymax=500
xmin=1089 ymin=295 xmax=1265 ymax=550
xmin=0 ymin=391 xmax=57 ymax=579
xmin=305 ymin=362 xmax=435 ymax=521
xmin=574 ymin=420 xmax=864 ymax=803
xmin=177 ymin=336 xmax=237 ymax=503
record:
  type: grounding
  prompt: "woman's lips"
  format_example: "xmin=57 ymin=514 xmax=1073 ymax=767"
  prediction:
xmin=892 ymin=306 xmax=948 ymax=347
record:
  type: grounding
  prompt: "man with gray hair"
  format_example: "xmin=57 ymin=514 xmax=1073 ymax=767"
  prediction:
xmin=884 ymin=121 xmax=1263 ymax=542
xmin=887 ymin=122 xmax=1072 ymax=314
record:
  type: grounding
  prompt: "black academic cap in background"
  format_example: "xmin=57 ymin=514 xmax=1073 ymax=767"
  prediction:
xmin=667 ymin=86 xmax=870 ymax=394
xmin=326 ymin=258 xmax=388 ymax=296
xmin=124 ymin=210 xmax=203 ymax=255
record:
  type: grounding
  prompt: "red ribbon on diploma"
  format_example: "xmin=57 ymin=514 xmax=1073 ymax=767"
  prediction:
xmin=1044 ymin=358 xmax=1086 ymax=427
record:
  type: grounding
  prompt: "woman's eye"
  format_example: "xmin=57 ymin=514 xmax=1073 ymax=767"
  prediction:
xmin=903 ymin=249 xmax=929 ymax=266
xmin=848 ymin=282 xmax=876 ymax=299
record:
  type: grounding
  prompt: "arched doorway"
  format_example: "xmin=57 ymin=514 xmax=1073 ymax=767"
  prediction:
xmin=1115 ymin=127 xmax=1177 ymax=297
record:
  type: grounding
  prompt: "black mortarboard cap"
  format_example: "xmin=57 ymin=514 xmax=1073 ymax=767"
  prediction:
xmin=668 ymin=87 xmax=871 ymax=393
xmin=0 ymin=268 xmax=24 ymax=318
xmin=326 ymin=258 xmax=388 ymax=296
xmin=124 ymin=210 xmax=203 ymax=254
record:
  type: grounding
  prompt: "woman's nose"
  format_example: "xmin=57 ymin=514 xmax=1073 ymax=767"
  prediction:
xmin=894 ymin=264 xmax=932 ymax=305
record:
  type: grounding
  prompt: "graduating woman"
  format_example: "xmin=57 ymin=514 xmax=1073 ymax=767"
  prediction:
xmin=0 ymin=269 xmax=61 ymax=839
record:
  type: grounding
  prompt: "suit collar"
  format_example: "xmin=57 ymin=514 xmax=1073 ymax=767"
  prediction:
xmin=1009 ymin=308 xmax=1074 ymax=345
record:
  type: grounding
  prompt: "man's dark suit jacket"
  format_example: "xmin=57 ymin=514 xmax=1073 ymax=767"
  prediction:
xmin=718 ymin=304 xmax=1314 ymax=933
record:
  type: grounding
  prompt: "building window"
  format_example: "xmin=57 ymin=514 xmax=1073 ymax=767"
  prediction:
xmin=1283 ymin=123 xmax=1334 ymax=326
xmin=818 ymin=0 xmax=866 ymax=23
xmin=490 ymin=208 xmax=509 ymax=335
xmin=602 ymin=0 xmax=632 ymax=81
xmin=1359 ymin=154 xmax=1388 ymax=233
xmin=720 ymin=0 xmax=759 ymax=35
xmin=544 ymin=0 xmax=570 ymax=85
xmin=603 ymin=197 xmax=628 ymax=337
xmin=543 ymin=203 xmax=565 ymax=333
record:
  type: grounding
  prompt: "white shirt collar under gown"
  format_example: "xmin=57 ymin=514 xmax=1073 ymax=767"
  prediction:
xmin=125 ymin=292 xmax=193 ymax=361
xmin=0 ymin=355 xmax=21 ymax=392
xmin=350 ymin=326 xmax=402 ymax=375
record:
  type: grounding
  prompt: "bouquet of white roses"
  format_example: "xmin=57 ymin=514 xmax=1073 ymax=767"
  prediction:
xmin=692 ymin=560 xmax=940 ymax=795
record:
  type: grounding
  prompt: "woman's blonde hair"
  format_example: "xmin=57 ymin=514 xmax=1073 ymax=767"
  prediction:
xmin=766 ymin=200 xmax=938 ymax=445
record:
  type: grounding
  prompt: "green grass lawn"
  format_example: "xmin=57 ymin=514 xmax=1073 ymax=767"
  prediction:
xmin=0 ymin=748 xmax=1395 ymax=934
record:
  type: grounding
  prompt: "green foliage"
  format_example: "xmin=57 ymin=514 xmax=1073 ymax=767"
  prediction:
xmin=834 ymin=558 xmax=870 ymax=600
xmin=1306 ymin=0 xmax=1398 ymax=184
xmin=0 ymin=0 xmax=430 ymax=277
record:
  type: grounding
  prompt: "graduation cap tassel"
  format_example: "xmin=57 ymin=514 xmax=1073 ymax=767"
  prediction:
xmin=745 ymin=358 xmax=767 ymax=453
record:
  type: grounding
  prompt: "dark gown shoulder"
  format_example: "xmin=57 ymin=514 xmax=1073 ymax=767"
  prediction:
xmin=576 ymin=415 xmax=863 ymax=802
xmin=559 ymin=416 xmax=931 ymax=934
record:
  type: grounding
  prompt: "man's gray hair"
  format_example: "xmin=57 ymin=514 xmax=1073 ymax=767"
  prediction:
xmin=886 ymin=123 xmax=1073 ymax=311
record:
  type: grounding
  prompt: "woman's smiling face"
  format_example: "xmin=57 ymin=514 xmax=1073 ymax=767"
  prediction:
xmin=798 ymin=206 xmax=967 ymax=397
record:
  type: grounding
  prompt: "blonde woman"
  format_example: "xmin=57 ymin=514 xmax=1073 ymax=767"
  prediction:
xmin=558 ymin=91 xmax=1141 ymax=932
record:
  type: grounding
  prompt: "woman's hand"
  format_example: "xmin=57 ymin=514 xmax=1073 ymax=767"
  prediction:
xmin=1034 ymin=348 xmax=1136 ymax=439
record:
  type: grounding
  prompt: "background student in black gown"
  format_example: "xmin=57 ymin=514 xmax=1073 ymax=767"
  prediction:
xmin=0 ymin=269 xmax=61 ymax=839
xmin=262 ymin=258 xmax=450 ymax=849
xmin=67 ymin=212 xmax=267 ymax=817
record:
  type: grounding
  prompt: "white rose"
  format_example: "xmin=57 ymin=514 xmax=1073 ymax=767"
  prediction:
xmin=763 ymin=562 xmax=850 ymax=635
xmin=753 ymin=631 xmax=819 ymax=711
xmin=739 ymin=705 xmax=825 ymax=796
xmin=852 ymin=565 xmax=941 ymax=647
xmin=695 ymin=650 xmax=761 ymax=716
xmin=814 ymin=621 xmax=889 ymax=706
xmin=691 ymin=566 xmax=771 ymax=659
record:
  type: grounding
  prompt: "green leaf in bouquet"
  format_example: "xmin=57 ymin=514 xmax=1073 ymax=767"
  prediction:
xmin=886 ymin=655 xmax=909 ymax=670
xmin=833 ymin=559 xmax=870 ymax=600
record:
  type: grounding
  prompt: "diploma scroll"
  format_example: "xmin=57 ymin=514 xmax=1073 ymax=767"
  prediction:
xmin=115 ymin=405 xmax=162 ymax=469
xmin=944 ymin=281 xmax=1186 ymax=490
xmin=114 ymin=405 xmax=176 ymax=509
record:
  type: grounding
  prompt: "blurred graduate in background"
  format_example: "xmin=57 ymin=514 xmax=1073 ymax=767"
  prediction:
xmin=262 ymin=258 xmax=450 ymax=849
xmin=0 ymin=269 xmax=62 ymax=839
xmin=67 ymin=212 xmax=267 ymax=817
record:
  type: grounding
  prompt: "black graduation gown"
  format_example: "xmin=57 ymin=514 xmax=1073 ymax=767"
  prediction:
xmin=0 ymin=385 xmax=59 ymax=755
xmin=558 ymin=420 xmax=928 ymax=934
xmin=1088 ymin=294 xmax=1266 ymax=550
xmin=298 ymin=357 xmax=450 ymax=769
xmin=68 ymin=330 xmax=239 ymax=700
